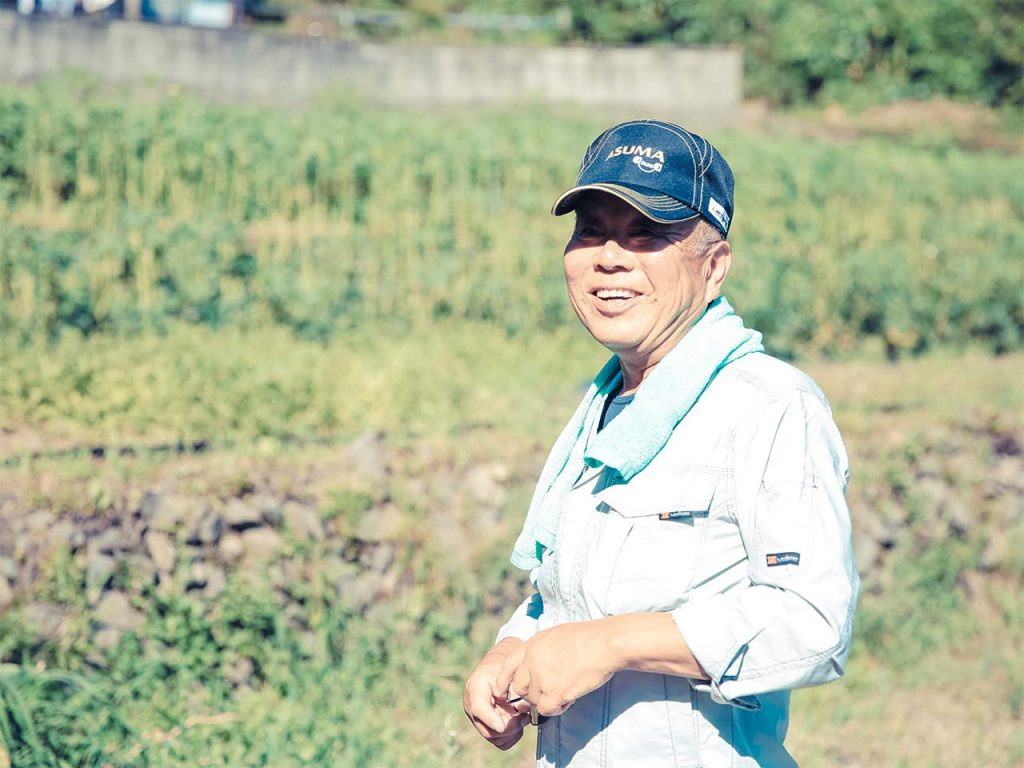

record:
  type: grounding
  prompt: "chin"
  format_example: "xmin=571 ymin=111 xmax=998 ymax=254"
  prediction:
xmin=588 ymin=333 xmax=641 ymax=355
xmin=581 ymin=319 xmax=633 ymax=345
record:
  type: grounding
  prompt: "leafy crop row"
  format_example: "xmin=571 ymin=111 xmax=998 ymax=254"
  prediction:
xmin=0 ymin=80 xmax=1021 ymax=357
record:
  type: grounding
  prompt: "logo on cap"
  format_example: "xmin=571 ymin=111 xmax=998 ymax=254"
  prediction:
xmin=708 ymin=197 xmax=730 ymax=230
xmin=605 ymin=145 xmax=666 ymax=163
xmin=632 ymin=155 xmax=663 ymax=173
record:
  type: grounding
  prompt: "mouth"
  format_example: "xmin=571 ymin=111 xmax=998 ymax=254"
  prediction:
xmin=593 ymin=288 xmax=641 ymax=303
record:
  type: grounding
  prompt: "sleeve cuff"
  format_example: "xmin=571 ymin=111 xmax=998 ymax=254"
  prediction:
xmin=495 ymin=590 xmax=544 ymax=644
xmin=671 ymin=593 xmax=776 ymax=707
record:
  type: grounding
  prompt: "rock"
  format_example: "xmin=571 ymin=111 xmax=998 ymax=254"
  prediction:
xmin=186 ymin=561 xmax=226 ymax=599
xmin=67 ymin=526 xmax=87 ymax=553
xmin=858 ymin=511 xmax=891 ymax=547
xmin=327 ymin=561 xmax=368 ymax=610
xmin=48 ymin=520 xmax=78 ymax=552
xmin=978 ymin=536 xmax=1010 ymax=572
xmin=23 ymin=602 xmax=67 ymax=641
xmin=144 ymin=530 xmax=176 ymax=574
xmin=91 ymin=527 xmax=126 ymax=556
xmin=224 ymin=498 xmax=263 ymax=531
xmin=354 ymin=503 xmax=405 ymax=543
xmin=188 ymin=509 xmax=223 ymax=546
xmin=994 ymin=495 xmax=1023 ymax=525
xmin=915 ymin=454 xmax=944 ymax=478
xmin=282 ymin=501 xmax=324 ymax=542
xmin=186 ymin=561 xmax=208 ymax=591
xmin=915 ymin=477 xmax=949 ymax=510
xmin=0 ymin=489 xmax=16 ymax=515
xmin=464 ymin=463 xmax=510 ymax=533
xmin=0 ymin=556 xmax=18 ymax=582
xmin=360 ymin=542 xmax=395 ymax=575
xmin=24 ymin=510 xmax=53 ymax=536
xmin=0 ymin=578 xmax=12 ymax=611
xmin=299 ymin=630 xmax=318 ymax=659
xmin=251 ymin=493 xmax=283 ymax=527
xmin=993 ymin=456 xmax=1024 ymax=491
xmin=86 ymin=552 xmax=116 ymax=600
xmin=853 ymin=533 xmax=880 ymax=573
xmin=916 ymin=515 xmax=947 ymax=547
xmin=94 ymin=627 xmax=123 ymax=652
xmin=960 ymin=569 xmax=1003 ymax=627
xmin=266 ymin=562 xmax=286 ymax=590
xmin=141 ymin=491 xmax=193 ymax=533
xmin=219 ymin=533 xmax=245 ymax=563
xmin=125 ymin=553 xmax=158 ymax=592
xmin=281 ymin=558 xmax=306 ymax=587
xmin=325 ymin=559 xmax=358 ymax=587
xmin=240 ymin=528 xmax=282 ymax=566
xmin=944 ymin=498 xmax=973 ymax=537
xmin=282 ymin=602 xmax=307 ymax=629
xmin=204 ymin=565 xmax=227 ymax=599
xmin=93 ymin=591 xmax=144 ymax=633
xmin=225 ymin=656 xmax=254 ymax=687
xmin=348 ymin=430 xmax=387 ymax=482
xmin=465 ymin=463 xmax=510 ymax=506
xmin=336 ymin=571 xmax=379 ymax=612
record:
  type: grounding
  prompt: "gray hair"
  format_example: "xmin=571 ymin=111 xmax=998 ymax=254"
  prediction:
xmin=693 ymin=218 xmax=725 ymax=254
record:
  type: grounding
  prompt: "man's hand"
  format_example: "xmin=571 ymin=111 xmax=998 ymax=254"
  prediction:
xmin=494 ymin=621 xmax=620 ymax=718
xmin=493 ymin=614 xmax=709 ymax=718
xmin=464 ymin=638 xmax=531 ymax=750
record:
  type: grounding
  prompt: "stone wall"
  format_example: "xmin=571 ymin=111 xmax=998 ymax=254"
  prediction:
xmin=0 ymin=12 xmax=742 ymax=123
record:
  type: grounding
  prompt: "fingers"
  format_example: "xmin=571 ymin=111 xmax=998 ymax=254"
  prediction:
xmin=535 ymin=696 xmax=574 ymax=718
xmin=465 ymin=641 xmax=539 ymax=749
xmin=488 ymin=715 xmax=530 ymax=751
xmin=471 ymin=706 xmax=529 ymax=747
xmin=465 ymin=673 xmax=531 ymax=744
xmin=506 ymin=696 xmax=532 ymax=715
xmin=508 ymin=663 xmax=534 ymax=710
xmin=493 ymin=643 xmax=526 ymax=700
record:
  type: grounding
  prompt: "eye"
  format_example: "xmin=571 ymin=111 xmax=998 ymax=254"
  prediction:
xmin=630 ymin=227 xmax=659 ymax=241
xmin=574 ymin=224 xmax=603 ymax=241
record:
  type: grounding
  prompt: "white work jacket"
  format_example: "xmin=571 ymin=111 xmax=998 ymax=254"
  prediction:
xmin=497 ymin=352 xmax=859 ymax=768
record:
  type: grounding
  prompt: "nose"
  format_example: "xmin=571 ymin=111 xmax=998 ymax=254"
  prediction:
xmin=595 ymin=237 xmax=633 ymax=270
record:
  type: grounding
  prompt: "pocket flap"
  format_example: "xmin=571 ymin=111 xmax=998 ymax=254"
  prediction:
xmin=595 ymin=470 xmax=719 ymax=519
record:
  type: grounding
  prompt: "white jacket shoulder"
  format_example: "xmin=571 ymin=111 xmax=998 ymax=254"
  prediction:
xmin=712 ymin=352 xmax=831 ymax=412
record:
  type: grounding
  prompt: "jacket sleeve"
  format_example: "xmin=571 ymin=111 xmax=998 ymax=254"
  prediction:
xmin=670 ymin=388 xmax=859 ymax=706
xmin=494 ymin=567 xmax=544 ymax=643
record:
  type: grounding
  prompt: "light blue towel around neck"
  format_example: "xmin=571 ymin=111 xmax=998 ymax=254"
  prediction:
xmin=511 ymin=297 xmax=763 ymax=571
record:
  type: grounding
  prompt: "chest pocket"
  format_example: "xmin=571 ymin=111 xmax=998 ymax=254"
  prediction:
xmin=591 ymin=470 xmax=719 ymax=616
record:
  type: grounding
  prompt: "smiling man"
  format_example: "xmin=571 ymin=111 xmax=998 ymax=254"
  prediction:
xmin=464 ymin=120 xmax=859 ymax=767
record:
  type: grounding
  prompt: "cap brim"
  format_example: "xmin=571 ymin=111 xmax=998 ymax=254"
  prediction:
xmin=551 ymin=183 xmax=700 ymax=224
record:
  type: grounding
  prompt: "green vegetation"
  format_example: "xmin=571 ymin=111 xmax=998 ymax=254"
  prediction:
xmin=0 ymin=78 xmax=1021 ymax=766
xmin=0 ymin=328 xmax=1021 ymax=767
xmin=1 ymin=79 xmax=1021 ymax=359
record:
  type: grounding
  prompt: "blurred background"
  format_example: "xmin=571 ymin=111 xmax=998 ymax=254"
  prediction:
xmin=0 ymin=2 xmax=1021 ymax=766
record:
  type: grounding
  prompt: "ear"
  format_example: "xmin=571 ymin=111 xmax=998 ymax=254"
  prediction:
xmin=703 ymin=240 xmax=732 ymax=303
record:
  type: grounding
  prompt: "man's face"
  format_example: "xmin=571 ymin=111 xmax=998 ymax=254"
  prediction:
xmin=563 ymin=192 xmax=730 ymax=368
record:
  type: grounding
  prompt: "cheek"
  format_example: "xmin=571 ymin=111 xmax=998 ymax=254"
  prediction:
xmin=563 ymin=253 xmax=586 ymax=294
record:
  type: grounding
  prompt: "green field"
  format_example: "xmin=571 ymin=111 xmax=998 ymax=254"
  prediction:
xmin=2 ymin=79 xmax=1021 ymax=359
xmin=0 ymin=78 xmax=1022 ymax=767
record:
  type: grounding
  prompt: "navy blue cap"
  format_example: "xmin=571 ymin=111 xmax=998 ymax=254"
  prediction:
xmin=552 ymin=120 xmax=735 ymax=238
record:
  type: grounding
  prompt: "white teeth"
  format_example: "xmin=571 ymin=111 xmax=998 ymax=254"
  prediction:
xmin=595 ymin=289 xmax=639 ymax=300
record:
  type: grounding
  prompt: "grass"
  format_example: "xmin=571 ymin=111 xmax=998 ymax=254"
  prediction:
xmin=1 ymin=77 xmax=1021 ymax=357
xmin=0 ymin=322 xmax=1021 ymax=766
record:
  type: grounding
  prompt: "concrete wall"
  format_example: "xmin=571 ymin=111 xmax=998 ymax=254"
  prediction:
xmin=0 ymin=12 xmax=742 ymax=123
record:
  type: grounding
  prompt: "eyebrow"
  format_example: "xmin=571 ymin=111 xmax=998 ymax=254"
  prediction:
xmin=574 ymin=207 xmax=666 ymax=224
xmin=574 ymin=209 xmax=684 ymax=232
